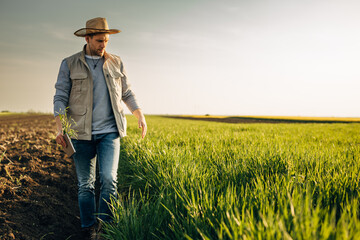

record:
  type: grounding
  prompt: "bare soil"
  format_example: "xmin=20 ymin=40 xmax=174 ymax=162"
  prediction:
xmin=0 ymin=114 xmax=81 ymax=239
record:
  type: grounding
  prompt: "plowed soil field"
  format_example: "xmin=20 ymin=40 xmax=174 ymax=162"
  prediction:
xmin=0 ymin=114 xmax=81 ymax=239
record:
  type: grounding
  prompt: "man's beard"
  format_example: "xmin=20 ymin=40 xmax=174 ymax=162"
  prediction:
xmin=92 ymin=48 xmax=104 ymax=56
xmin=88 ymin=44 xmax=104 ymax=57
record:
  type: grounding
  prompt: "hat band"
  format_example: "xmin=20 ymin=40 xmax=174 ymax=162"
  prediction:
xmin=74 ymin=26 xmax=121 ymax=37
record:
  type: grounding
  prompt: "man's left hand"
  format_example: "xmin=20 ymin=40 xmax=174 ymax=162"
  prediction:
xmin=138 ymin=117 xmax=147 ymax=139
xmin=133 ymin=109 xmax=147 ymax=139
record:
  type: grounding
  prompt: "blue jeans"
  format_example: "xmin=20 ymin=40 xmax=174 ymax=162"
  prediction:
xmin=72 ymin=132 xmax=120 ymax=228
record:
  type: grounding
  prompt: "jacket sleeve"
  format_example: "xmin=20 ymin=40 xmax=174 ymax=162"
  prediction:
xmin=53 ymin=59 xmax=71 ymax=117
xmin=120 ymin=60 xmax=140 ymax=113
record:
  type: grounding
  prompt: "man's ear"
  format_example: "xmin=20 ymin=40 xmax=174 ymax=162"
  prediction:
xmin=85 ymin=36 xmax=89 ymax=43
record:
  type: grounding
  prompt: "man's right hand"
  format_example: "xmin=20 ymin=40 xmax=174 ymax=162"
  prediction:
xmin=56 ymin=131 xmax=67 ymax=148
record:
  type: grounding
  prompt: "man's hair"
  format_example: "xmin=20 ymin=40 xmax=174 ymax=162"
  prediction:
xmin=86 ymin=32 xmax=107 ymax=38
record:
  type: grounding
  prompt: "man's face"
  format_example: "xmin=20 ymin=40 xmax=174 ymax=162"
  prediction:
xmin=86 ymin=33 xmax=109 ymax=56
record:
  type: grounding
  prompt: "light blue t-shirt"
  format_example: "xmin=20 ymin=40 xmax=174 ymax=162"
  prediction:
xmin=85 ymin=55 xmax=118 ymax=135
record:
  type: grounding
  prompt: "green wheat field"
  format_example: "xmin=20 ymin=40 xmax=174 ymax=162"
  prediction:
xmin=102 ymin=115 xmax=360 ymax=240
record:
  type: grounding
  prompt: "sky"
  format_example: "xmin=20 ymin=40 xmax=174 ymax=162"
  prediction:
xmin=0 ymin=0 xmax=359 ymax=117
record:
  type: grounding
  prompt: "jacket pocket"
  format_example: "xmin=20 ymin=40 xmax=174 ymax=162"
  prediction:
xmin=106 ymin=71 xmax=123 ymax=100
xmin=70 ymin=72 xmax=88 ymax=93
xmin=68 ymin=105 xmax=87 ymax=135
xmin=109 ymin=71 xmax=123 ymax=86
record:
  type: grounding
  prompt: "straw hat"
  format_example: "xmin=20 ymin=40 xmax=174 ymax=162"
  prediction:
xmin=74 ymin=17 xmax=121 ymax=37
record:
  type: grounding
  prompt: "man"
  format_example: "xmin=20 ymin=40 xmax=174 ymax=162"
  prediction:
xmin=53 ymin=17 xmax=147 ymax=239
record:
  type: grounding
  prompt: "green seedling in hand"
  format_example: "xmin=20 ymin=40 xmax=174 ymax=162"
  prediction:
xmin=57 ymin=107 xmax=78 ymax=139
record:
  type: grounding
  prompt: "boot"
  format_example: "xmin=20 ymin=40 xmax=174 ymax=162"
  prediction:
xmin=81 ymin=224 xmax=97 ymax=240
xmin=96 ymin=222 xmax=104 ymax=240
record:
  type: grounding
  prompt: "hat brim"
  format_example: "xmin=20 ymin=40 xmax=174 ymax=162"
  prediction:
xmin=74 ymin=28 xmax=121 ymax=37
